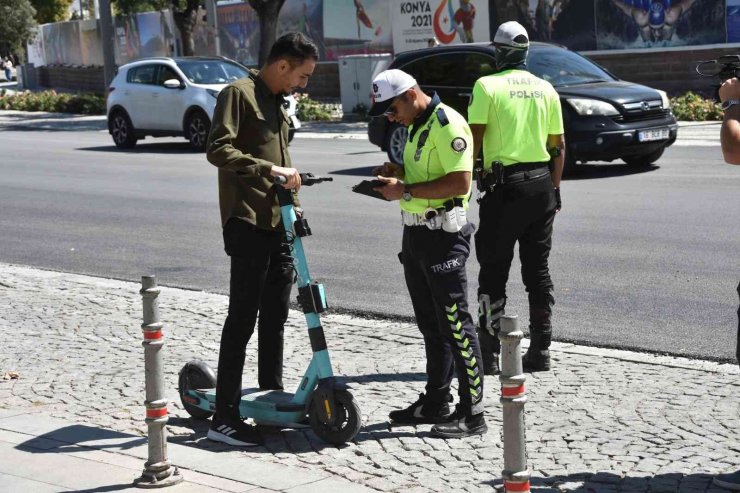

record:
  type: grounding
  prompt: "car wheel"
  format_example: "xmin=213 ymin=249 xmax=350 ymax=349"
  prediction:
xmin=384 ymin=123 xmax=407 ymax=165
xmin=623 ymin=147 xmax=664 ymax=167
xmin=186 ymin=110 xmax=211 ymax=151
xmin=109 ymin=110 xmax=137 ymax=149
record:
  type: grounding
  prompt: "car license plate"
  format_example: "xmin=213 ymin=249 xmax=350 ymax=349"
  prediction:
xmin=638 ymin=128 xmax=670 ymax=142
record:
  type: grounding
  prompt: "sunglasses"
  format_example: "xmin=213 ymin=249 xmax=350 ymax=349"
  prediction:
xmin=383 ymin=93 xmax=407 ymax=117
xmin=384 ymin=100 xmax=399 ymax=117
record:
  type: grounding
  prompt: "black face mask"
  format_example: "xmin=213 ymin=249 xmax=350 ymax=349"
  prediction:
xmin=495 ymin=46 xmax=528 ymax=71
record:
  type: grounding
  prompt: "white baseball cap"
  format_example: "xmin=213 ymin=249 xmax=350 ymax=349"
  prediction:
xmin=493 ymin=21 xmax=529 ymax=49
xmin=368 ymin=69 xmax=418 ymax=117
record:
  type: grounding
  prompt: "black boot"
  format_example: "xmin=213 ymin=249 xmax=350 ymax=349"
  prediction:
xmin=522 ymin=347 xmax=551 ymax=372
xmin=430 ymin=405 xmax=488 ymax=438
xmin=389 ymin=393 xmax=452 ymax=425
xmin=477 ymin=327 xmax=500 ymax=376
xmin=522 ymin=305 xmax=552 ymax=372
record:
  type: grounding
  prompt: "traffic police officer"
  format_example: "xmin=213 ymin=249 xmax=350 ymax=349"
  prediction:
xmin=371 ymin=69 xmax=487 ymax=438
xmin=467 ymin=22 xmax=565 ymax=375
xmin=206 ymin=32 xmax=318 ymax=447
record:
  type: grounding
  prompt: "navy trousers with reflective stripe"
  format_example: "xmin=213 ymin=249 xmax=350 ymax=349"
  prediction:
xmin=401 ymin=225 xmax=484 ymax=415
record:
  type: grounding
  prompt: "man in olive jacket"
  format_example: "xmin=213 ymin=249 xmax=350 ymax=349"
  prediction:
xmin=205 ymin=32 xmax=318 ymax=447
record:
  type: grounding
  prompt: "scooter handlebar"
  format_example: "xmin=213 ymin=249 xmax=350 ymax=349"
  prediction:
xmin=273 ymin=173 xmax=333 ymax=186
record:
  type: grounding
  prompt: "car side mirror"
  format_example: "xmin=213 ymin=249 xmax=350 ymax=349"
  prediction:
xmin=164 ymin=78 xmax=183 ymax=89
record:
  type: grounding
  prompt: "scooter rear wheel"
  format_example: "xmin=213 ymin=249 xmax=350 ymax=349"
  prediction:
xmin=308 ymin=389 xmax=362 ymax=445
xmin=178 ymin=360 xmax=217 ymax=420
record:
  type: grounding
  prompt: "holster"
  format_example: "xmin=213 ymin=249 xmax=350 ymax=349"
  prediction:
xmin=476 ymin=161 xmax=505 ymax=195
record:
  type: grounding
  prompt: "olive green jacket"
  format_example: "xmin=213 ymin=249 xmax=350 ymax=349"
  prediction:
xmin=206 ymin=69 xmax=297 ymax=230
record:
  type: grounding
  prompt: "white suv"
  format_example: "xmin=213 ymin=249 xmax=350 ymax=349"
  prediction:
xmin=106 ymin=56 xmax=301 ymax=150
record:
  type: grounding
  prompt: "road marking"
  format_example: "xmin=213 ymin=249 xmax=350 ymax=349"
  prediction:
xmin=671 ymin=140 xmax=719 ymax=147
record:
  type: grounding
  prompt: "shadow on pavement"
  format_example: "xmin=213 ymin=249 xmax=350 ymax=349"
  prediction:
xmin=482 ymin=470 xmax=725 ymax=492
xmin=16 ymin=424 xmax=146 ymax=453
xmin=566 ymin=163 xmax=660 ymax=180
xmin=0 ymin=122 xmax=106 ymax=132
xmin=338 ymin=372 xmax=426 ymax=384
xmin=76 ymin=142 xmax=200 ymax=154
xmin=168 ymin=411 xmax=433 ymax=453
xmin=59 ymin=483 xmax=136 ymax=493
xmin=329 ymin=166 xmax=376 ymax=176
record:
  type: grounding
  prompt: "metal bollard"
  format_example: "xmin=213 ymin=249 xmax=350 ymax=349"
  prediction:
xmin=499 ymin=315 xmax=530 ymax=493
xmin=135 ymin=276 xmax=183 ymax=488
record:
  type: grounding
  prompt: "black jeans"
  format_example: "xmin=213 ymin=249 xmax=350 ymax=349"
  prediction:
xmin=401 ymin=225 xmax=484 ymax=416
xmin=215 ymin=219 xmax=294 ymax=421
xmin=475 ymin=171 xmax=557 ymax=353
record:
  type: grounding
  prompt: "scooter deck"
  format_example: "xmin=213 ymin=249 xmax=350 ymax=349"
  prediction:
xmin=239 ymin=388 xmax=307 ymax=428
xmin=184 ymin=388 xmax=307 ymax=427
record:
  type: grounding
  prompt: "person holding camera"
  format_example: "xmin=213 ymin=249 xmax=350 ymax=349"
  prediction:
xmin=713 ymin=77 xmax=740 ymax=491
xmin=370 ymin=69 xmax=487 ymax=438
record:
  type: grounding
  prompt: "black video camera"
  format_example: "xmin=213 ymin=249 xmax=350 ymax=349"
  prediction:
xmin=696 ymin=55 xmax=740 ymax=100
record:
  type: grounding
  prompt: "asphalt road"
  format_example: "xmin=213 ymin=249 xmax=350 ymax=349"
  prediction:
xmin=0 ymin=125 xmax=737 ymax=361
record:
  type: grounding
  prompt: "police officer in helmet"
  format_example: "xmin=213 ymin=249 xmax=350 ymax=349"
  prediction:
xmin=468 ymin=22 xmax=565 ymax=375
xmin=371 ymin=69 xmax=487 ymax=438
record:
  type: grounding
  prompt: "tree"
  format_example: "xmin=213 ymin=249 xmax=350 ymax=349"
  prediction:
xmin=113 ymin=0 xmax=202 ymax=56
xmin=249 ymin=0 xmax=285 ymax=67
xmin=171 ymin=0 xmax=201 ymax=57
xmin=0 ymin=0 xmax=37 ymax=59
xmin=29 ymin=0 xmax=74 ymax=24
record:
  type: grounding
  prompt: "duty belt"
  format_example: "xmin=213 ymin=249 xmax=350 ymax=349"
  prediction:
xmin=475 ymin=161 xmax=550 ymax=194
xmin=401 ymin=200 xmax=468 ymax=232
xmin=401 ymin=210 xmax=433 ymax=227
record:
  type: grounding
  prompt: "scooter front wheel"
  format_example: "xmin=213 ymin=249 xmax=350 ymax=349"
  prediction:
xmin=178 ymin=360 xmax=217 ymax=419
xmin=308 ymin=389 xmax=361 ymax=445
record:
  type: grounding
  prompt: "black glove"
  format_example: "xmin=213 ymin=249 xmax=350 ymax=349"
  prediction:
xmin=554 ymin=187 xmax=561 ymax=212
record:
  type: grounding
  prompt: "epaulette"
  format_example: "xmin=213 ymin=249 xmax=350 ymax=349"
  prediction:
xmin=435 ymin=107 xmax=449 ymax=127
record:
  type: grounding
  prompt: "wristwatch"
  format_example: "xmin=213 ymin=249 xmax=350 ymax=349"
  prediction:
xmin=721 ymin=99 xmax=740 ymax=111
xmin=402 ymin=184 xmax=413 ymax=202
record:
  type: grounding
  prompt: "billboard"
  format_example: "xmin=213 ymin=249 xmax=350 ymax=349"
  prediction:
xmin=218 ymin=1 xmax=260 ymax=66
xmin=28 ymin=27 xmax=45 ymax=67
xmin=595 ymin=0 xmax=725 ymax=49
xmin=491 ymin=0 xmax=597 ymax=51
xmin=79 ymin=19 xmax=103 ymax=66
xmin=115 ymin=14 xmax=141 ymax=64
xmin=323 ymin=0 xmax=393 ymax=60
xmin=30 ymin=10 xmax=174 ymax=67
xmin=279 ymin=0 xmax=326 ymax=57
xmin=392 ymin=0 xmax=490 ymax=53
xmin=43 ymin=22 xmax=82 ymax=65
xmin=727 ymin=0 xmax=740 ymax=41
xmin=193 ymin=7 xmax=218 ymax=57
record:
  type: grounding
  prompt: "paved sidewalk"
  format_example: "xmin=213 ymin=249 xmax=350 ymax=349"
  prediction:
xmin=0 ymin=409 xmax=371 ymax=492
xmin=0 ymin=110 xmax=369 ymax=137
xmin=0 ymin=263 xmax=738 ymax=492
xmin=0 ymin=109 xmax=721 ymax=143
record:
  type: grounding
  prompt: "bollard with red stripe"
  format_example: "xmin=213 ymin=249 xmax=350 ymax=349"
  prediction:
xmin=135 ymin=276 xmax=182 ymax=488
xmin=499 ymin=315 xmax=530 ymax=493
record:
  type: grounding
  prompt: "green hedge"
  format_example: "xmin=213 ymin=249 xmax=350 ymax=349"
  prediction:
xmin=0 ymin=89 xmax=727 ymax=122
xmin=0 ymin=90 xmax=106 ymax=115
xmin=669 ymin=92 xmax=723 ymax=121
xmin=294 ymin=94 xmax=334 ymax=121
